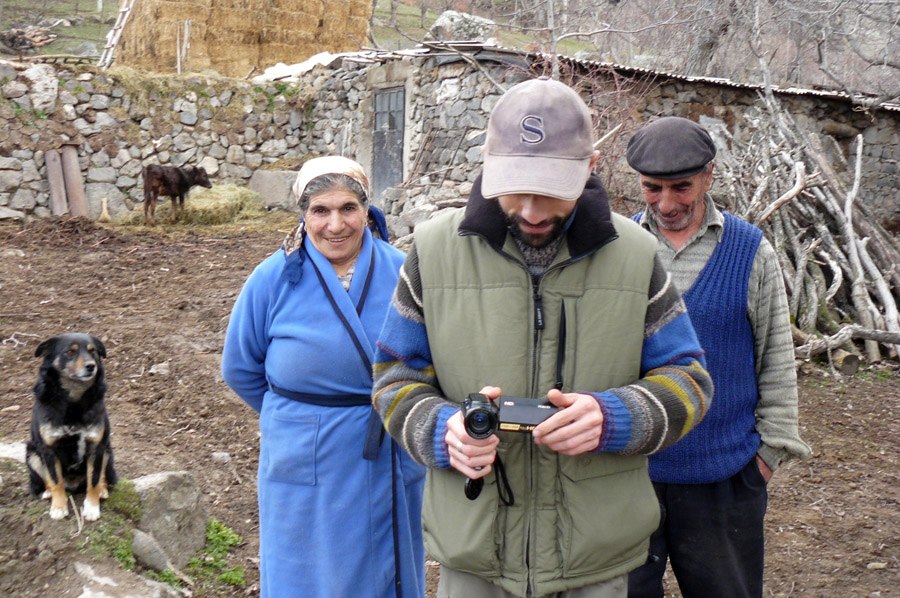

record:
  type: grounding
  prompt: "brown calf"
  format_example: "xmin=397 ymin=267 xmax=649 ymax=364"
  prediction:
xmin=142 ymin=164 xmax=212 ymax=225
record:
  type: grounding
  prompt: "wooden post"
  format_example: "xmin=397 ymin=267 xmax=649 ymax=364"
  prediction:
xmin=61 ymin=145 xmax=88 ymax=218
xmin=45 ymin=149 xmax=68 ymax=216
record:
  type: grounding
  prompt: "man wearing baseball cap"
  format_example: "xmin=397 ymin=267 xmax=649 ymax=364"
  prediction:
xmin=625 ymin=117 xmax=811 ymax=598
xmin=373 ymin=78 xmax=712 ymax=596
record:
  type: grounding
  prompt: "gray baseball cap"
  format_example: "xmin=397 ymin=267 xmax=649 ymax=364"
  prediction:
xmin=481 ymin=78 xmax=594 ymax=201
xmin=626 ymin=116 xmax=716 ymax=179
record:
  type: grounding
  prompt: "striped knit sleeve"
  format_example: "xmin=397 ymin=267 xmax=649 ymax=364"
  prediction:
xmin=373 ymin=242 xmax=456 ymax=469
xmin=750 ymin=238 xmax=811 ymax=469
xmin=590 ymin=255 xmax=713 ymax=455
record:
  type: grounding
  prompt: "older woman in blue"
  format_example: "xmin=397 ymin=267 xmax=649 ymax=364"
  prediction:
xmin=221 ymin=156 xmax=425 ymax=597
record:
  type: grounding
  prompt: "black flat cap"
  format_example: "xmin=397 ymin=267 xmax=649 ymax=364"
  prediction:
xmin=626 ymin=117 xmax=716 ymax=179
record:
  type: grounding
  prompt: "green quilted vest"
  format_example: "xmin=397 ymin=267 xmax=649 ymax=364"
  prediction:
xmin=415 ymin=207 xmax=662 ymax=595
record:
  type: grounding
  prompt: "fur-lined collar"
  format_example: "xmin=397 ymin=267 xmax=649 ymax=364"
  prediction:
xmin=459 ymin=174 xmax=619 ymax=259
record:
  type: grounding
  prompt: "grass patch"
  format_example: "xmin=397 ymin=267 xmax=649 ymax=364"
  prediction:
xmin=182 ymin=517 xmax=246 ymax=589
xmin=104 ymin=479 xmax=142 ymax=523
xmin=79 ymin=480 xmax=143 ymax=571
xmin=147 ymin=568 xmax=182 ymax=586
xmin=79 ymin=500 xmax=246 ymax=592
xmin=81 ymin=512 xmax=136 ymax=570
xmin=857 ymin=366 xmax=898 ymax=383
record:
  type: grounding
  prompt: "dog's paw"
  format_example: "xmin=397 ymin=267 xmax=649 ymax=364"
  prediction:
xmin=41 ymin=490 xmax=52 ymax=500
xmin=82 ymin=500 xmax=101 ymax=521
xmin=49 ymin=506 xmax=69 ymax=519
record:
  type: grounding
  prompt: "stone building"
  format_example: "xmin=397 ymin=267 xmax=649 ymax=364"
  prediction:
xmin=0 ymin=43 xmax=896 ymax=236
xmin=264 ymin=43 xmax=898 ymax=238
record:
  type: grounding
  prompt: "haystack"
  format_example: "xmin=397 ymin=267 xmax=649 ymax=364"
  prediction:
xmin=116 ymin=184 xmax=267 ymax=226
xmin=116 ymin=0 xmax=372 ymax=77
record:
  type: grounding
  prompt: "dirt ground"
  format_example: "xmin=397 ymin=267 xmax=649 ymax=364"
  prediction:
xmin=0 ymin=214 xmax=896 ymax=597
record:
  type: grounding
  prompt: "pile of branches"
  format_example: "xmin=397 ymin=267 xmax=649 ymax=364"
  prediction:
xmin=0 ymin=26 xmax=57 ymax=53
xmin=711 ymin=90 xmax=900 ymax=368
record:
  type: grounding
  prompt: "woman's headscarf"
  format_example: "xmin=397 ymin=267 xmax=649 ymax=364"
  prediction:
xmin=282 ymin=156 xmax=387 ymax=284
xmin=291 ymin=156 xmax=370 ymax=208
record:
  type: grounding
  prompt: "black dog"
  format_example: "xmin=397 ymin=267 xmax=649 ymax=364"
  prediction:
xmin=26 ymin=333 xmax=117 ymax=521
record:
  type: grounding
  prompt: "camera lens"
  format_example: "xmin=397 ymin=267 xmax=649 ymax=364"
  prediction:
xmin=464 ymin=409 xmax=497 ymax=439
xmin=470 ymin=412 xmax=489 ymax=431
xmin=463 ymin=394 xmax=499 ymax=439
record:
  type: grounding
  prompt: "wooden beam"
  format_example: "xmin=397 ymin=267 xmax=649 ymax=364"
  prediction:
xmin=45 ymin=149 xmax=68 ymax=216
xmin=61 ymin=145 xmax=88 ymax=218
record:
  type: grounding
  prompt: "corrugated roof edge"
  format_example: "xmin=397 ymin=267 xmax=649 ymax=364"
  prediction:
xmin=359 ymin=42 xmax=899 ymax=112
xmin=259 ymin=42 xmax=897 ymax=112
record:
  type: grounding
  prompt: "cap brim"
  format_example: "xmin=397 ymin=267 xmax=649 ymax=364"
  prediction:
xmin=632 ymin=163 xmax=709 ymax=180
xmin=481 ymin=154 xmax=590 ymax=201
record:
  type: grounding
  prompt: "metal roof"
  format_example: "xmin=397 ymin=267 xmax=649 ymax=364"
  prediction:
xmin=254 ymin=41 xmax=898 ymax=113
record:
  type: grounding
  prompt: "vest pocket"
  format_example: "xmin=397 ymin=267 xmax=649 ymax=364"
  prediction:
xmin=423 ymin=468 xmax=502 ymax=575
xmin=557 ymin=457 xmax=658 ymax=576
xmin=260 ymin=411 xmax=319 ymax=486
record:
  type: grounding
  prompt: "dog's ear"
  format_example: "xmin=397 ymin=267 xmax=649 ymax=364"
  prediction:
xmin=34 ymin=337 xmax=58 ymax=358
xmin=91 ymin=336 xmax=107 ymax=359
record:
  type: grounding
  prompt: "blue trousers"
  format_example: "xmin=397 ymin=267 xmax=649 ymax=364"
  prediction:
xmin=628 ymin=458 xmax=768 ymax=598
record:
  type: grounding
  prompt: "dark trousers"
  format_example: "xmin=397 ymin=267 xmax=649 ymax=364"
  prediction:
xmin=628 ymin=458 xmax=768 ymax=598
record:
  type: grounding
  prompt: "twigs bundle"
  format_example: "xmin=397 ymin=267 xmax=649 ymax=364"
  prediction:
xmin=709 ymin=92 xmax=900 ymax=365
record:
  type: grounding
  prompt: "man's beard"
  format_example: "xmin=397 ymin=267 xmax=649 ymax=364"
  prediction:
xmin=507 ymin=215 xmax=567 ymax=248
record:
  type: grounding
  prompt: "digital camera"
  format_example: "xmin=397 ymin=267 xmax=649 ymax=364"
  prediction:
xmin=462 ymin=393 xmax=561 ymax=439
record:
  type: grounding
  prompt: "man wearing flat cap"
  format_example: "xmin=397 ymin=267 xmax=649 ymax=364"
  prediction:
xmin=373 ymin=79 xmax=712 ymax=597
xmin=626 ymin=117 xmax=811 ymax=598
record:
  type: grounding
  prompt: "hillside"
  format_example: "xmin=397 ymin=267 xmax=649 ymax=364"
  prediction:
xmin=0 ymin=0 xmax=117 ymax=58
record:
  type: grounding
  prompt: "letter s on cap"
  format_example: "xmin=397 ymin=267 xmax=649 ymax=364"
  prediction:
xmin=520 ymin=115 xmax=545 ymax=144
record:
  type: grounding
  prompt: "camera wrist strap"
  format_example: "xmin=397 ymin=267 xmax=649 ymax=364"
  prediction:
xmin=494 ymin=455 xmax=514 ymax=506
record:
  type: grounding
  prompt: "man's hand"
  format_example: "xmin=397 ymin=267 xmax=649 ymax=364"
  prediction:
xmin=445 ymin=386 xmax=501 ymax=479
xmin=532 ymin=389 xmax=603 ymax=456
xmin=755 ymin=454 xmax=773 ymax=483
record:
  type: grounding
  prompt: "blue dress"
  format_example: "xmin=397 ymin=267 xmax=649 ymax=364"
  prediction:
xmin=222 ymin=228 xmax=425 ymax=597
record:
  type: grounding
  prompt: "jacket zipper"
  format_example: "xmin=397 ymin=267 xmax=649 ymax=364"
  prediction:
xmin=460 ymin=230 xmax=603 ymax=595
xmin=526 ymin=264 xmax=569 ymax=596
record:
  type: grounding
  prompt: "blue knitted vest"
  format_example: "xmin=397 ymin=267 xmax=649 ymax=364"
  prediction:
xmin=635 ymin=212 xmax=763 ymax=483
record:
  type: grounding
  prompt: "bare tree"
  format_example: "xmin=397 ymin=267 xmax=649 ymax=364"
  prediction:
xmin=372 ymin=0 xmax=898 ymax=98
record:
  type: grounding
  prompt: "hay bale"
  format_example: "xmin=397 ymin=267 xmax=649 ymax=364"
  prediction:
xmin=115 ymin=184 xmax=267 ymax=226
xmin=118 ymin=0 xmax=372 ymax=77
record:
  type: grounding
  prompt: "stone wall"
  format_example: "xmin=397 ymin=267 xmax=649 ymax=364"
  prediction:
xmin=117 ymin=0 xmax=372 ymax=78
xmin=0 ymin=54 xmax=896 ymax=236
xmin=0 ymin=60 xmax=369 ymax=220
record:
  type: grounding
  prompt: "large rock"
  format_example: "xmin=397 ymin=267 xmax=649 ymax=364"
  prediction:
xmin=22 ymin=63 xmax=58 ymax=113
xmin=132 ymin=471 xmax=208 ymax=569
xmin=248 ymin=169 xmax=298 ymax=210
xmin=0 ymin=169 xmax=24 ymax=194
xmin=427 ymin=11 xmax=496 ymax=41
xmin=0 ymin=207 xmax=26 ymax=221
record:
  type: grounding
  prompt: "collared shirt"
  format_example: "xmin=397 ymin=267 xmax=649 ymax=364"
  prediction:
xmin=637 ymin=195 xmax=811 ymax=469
